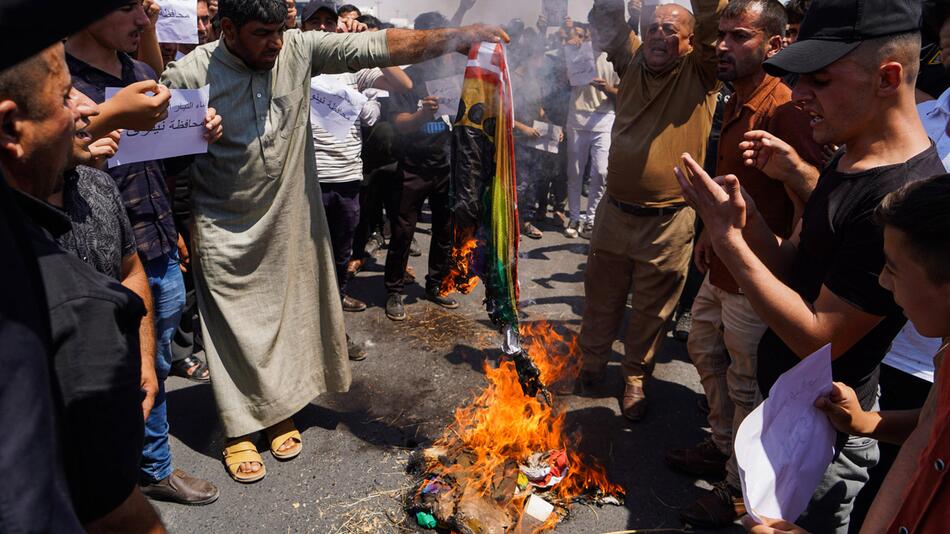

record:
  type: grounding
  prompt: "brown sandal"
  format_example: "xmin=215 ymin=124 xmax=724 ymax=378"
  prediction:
xmin=265 ymin=419 xmax=302 ymax=461
xmin=223 ymin=439 xmax=266 ymax=483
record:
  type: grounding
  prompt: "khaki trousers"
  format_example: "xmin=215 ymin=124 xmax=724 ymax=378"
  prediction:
xmin=687 ymin=274 xmax=767 ymax=488
xmin=580 ymin=198 xmax=695 ymax=386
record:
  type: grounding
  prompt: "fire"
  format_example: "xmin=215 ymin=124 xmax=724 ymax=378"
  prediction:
xmin=439 ymin=229 xmax=481 ymax=296
xmin=413 ymin=321 xmax=625 ymax=532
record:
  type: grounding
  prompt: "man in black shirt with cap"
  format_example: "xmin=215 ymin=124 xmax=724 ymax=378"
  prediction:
xmin=676 ymin=0 xmax=944 ymax=530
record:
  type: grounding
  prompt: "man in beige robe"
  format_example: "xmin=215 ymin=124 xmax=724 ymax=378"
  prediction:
xmin=161 ymin=0 xmax=506 ymax=482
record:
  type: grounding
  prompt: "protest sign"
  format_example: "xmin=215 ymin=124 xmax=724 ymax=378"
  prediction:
xmin=425 ymin=76 xmax=463 ymax=120
xmin=309 ymin=75 xmax=369 ymax=141
xmin=106 ymin=85 xmax=209 ymax=167
xmin=565 ymin=41 xmax=598 ymax=87
xmin=542 ymin=0 xmax=569 ymax=26
xmin=156 ymin=0 xmax=198 ymax=44
xmin=736 ymin=344 xmax=836 ymax=524
xmin=526 ymin=121 xmax=563 ymax=154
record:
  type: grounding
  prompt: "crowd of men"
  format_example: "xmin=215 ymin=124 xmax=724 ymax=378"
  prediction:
xmin=1 ymin=0 xmax=949 ymax=532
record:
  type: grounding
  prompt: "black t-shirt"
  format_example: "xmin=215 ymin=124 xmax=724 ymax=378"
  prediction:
xmin=918 ymin=40 xmax=949 ymax=100
xmin=757 ymin=146 xmax=946 ymax=410
xmin=14 ymin=189 xmax=146 ymax=523
xmin=389 ymin=56 xmax=466 ymax=174
xmin=58 ymin=166 xmax=137 ymax=281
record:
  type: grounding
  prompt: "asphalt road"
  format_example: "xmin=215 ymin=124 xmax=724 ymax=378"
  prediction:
xmin=157 ymin=211 xmax=745 ymax=534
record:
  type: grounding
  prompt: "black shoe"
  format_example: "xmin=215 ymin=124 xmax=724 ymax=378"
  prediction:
xmin=425 ymin=290 xmax=459 ymax=309
xmin=409 ymin=237 xmax=422 ymax=257
xmin=346 ymin=334 xmax=367 ymax=361
xmin=665 ymin=436 xmax=728 ymax=479
xmin=674 ymin=310 xmax=692 ymax=342
xmin=679 ymin=481 xmax=745 ymax=528
xmin=386 ymin=293 xmax=406 ymax=321
xmin=342 ymin=294 xmax=367 ymax=312
xmin=140 ymin=469 xmax=219 ymax=506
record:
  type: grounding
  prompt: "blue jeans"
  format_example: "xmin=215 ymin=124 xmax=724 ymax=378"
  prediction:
xmin=141 ymin=251 xmax=186 ymax=482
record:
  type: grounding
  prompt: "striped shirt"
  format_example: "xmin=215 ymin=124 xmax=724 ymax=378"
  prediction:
xmin=311 ymin=69 xmax=382 ymax=183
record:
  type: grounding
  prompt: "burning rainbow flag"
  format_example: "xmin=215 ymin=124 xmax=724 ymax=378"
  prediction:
xmin=442 ymin=42 xmax=551 ymax=404
xmin=442 ymin=41 xmax=520 ymax=328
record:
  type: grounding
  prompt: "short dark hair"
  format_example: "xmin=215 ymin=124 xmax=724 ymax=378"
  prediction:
xmin=0 ymin=51 xmax=53 ymax=120
xmin=784 ymin=0 xmax=806 ymax=25
xmin=721 ymin=0 xmax=787 ymax=39
xmin=922 ymin=0 xmax=950 ymax=41
xmin=337 ymin=4 xmax=360 ymax=16
xmin=875 ymin=173 xmax=950 ymax=285
xmin=356 ymin=14 xmax=381 ymax=29
xmin=414 ymin=11 xmax=449 ymax=30
xmin=219 ymin=0 xmax=287 ymax=29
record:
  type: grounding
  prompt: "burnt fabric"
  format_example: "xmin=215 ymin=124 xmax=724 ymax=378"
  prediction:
xmin=443 ymin=42 xmax=519 ymax=328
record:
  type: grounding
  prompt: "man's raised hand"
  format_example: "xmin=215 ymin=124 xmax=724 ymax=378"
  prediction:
xmin=674 ymin=153 xmax=747 ymax=242
xmin=338 ymin=17 xmax=368 ymax=33
xmin=740 ymin=130 xmax=806 ymax=183
xmin=455 ymin=24 xmax=510 ymax=53
xmin=106 ymin=80 xmax=172 ymax=131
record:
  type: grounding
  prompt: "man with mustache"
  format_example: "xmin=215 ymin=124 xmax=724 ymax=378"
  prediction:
xmin=582 ymin=0 xmax=726 ymax=422
xmin=159 ymin=0 xmax=507 ymax=483
xmin=664 ymin=0 xmax=825 ymax=527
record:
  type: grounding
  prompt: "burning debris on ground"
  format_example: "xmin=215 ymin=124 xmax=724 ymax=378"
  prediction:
xmin=404 ymin=322 xmax=624 ymax=533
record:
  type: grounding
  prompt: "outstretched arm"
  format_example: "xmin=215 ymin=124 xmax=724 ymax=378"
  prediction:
xmin=385 ymin=24 xmax=509 ymax=65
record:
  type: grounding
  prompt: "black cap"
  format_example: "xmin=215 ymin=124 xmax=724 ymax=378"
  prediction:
xmin=301 ymin=1 xmax=337 ymax=24
xmin=763 ymin=0 xmax=922 ymax=76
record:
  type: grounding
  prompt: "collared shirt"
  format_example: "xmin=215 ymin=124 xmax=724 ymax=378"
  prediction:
xmin=0 ymin=178 xmax=84 ymax=533
xmin=567 ymin=51 xmax=619 ymax=132
xmin=888 ymin=345 xmax=950 ymax=534
xmin=66 ymin=51 xmax=178 ymax=262
xmin=57 ymin=166 xmax=137 ymax=280
xmin=602 ymin=0 xmax=727 ymax=207
xmin=13 ymin=188 xmax=146 ymax=524
xmin=918 ymin=87 xmax=950 ymax=171
xmin=709 ymin=74 xmax=825 ymax=293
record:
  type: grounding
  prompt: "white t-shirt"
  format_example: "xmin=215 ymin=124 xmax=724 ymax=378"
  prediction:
xmin=881 ymin=89 xmax=950 ymax=380
xmin=311 ymin=68 xmax=383 ymax=183
xmin=567 ymin=51 xmax=619 ymax=133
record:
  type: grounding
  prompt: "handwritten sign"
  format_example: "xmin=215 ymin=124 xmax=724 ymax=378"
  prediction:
xmin=542 ymin=0 xmax=569 ymax=27
xmin=105 ymin=85 xmax=209 ymax=167
xmin=425 ymin=76 xmax=463 ymax=120
xmin=526 ymin=121 xmax=563 ymax=154
xmin=157 ymin=0 xmax=198 ymax=44
xmin=565 ymin=41 xmax=598 ymax=87
xmin=736 ymin=344 xmax=836 ymax=524
xmin=309 ymin=75 xmax=368 ymax=141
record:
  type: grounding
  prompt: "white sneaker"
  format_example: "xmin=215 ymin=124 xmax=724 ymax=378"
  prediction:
xmin=564 ymin=220 xmax=580 ymax=238
xmin=579 ymin=221 xmax=594 ymax=239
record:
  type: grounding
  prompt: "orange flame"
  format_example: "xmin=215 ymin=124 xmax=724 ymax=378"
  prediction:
xmin=423 ymin=321 xmax=624 ymax=532
xmin=439 ymin=229 xmax=481 ymax=296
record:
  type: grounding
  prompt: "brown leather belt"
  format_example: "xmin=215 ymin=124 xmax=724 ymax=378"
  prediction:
xmin=608 ymin=196 xmax=685 ymax=217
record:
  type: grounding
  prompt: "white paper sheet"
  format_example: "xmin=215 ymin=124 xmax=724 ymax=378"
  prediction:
xmin=106 ymin=85 xmax=209 ymax=168
xmin=526 ymin=121 xmax=562 ymax=154
xmin=425 ymin=76 xmax=463 ymax=120
xmin=565 ymin=41 xmax=598 ymax=87
xmin=736 ymin=344 xmax=836 ymax=524
xmin=309 ymin=75 xmax=368 ymax=142
xmin=156 ymin=0 xmax=198 ymax=44
xmin=542 ymin=0 xmax=569 ymax=26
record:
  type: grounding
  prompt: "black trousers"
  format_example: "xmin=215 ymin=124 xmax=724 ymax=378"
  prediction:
xmin=352 ymin=162 xmax=399 ymax=259
xmin=383 ymin=166 xmax=452 ymax=295
xmin=170 ymin=222 xmax=203 ymax=364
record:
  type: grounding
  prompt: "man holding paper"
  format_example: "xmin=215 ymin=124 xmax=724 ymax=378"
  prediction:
xmin=675 ymin=0 xmax=940 ymax=530
xmin=66 ymin=0 xmax=223 ymax=506
xmin=160 ymin=0 xmax=507 ymax=483
xmin=302 ymin=1 xmax=411 ymax=323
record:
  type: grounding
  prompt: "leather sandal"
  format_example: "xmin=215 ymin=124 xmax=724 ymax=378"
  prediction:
xmin=223 ymin=439 xmax=266 ymax=483
xmin=265 ymin=419 xmax=302 ymax=461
